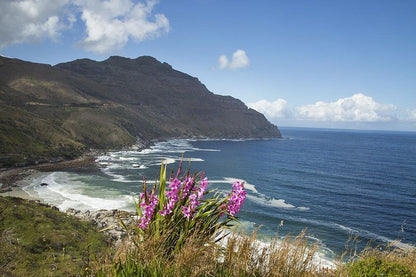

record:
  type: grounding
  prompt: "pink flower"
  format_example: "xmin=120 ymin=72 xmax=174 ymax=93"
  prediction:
xmin=138 ymin=191 xmax=159 ymax=229
xmin=227 ymin=181 xmax=246 ymax=216
xmin=189 ymin=194 xmax=199 ymax=210
xmin=160 ymin=178 xmax=181 ymax=216
xmin=181 ymin=177 xmax=209 ymax=219
xmin=182 ymin=206 xmax=192 ymax=219
xmin=182 ymin=176 xmax=195 ymax=198
xmin=197 ymin=177 xmax=208 ymax=199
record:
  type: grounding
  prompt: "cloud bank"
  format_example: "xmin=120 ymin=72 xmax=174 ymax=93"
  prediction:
xmin=248 ymin=99 xmax=289 ymax=118
xmin=248 ymin=93 xmax=399 ymax=123
xmin=296 ymin=93 xmax=397 ymax=122
xmin=218 ymin=49 xmax=250 ymax=70
xmin=0 ymin=0 xmax=169 ymax=54
xmin=408 ymin=109 xmax=416 ymax=121
xmin=0 ymin=0 xmax=70 ymax=49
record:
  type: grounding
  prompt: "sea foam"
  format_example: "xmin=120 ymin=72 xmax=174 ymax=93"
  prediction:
xmin=24 ymin=172 xmax=135 ymax=211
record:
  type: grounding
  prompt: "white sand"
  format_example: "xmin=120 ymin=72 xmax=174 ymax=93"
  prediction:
xmin=0 ymin=169 xmax=47 ymax=202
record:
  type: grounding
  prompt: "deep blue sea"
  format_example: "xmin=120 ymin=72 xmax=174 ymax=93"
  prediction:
xmin=24 ymin=127 xmax=416 ymax=261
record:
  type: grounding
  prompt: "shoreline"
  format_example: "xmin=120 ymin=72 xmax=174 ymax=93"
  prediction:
xmin=0 ymin=153 xmax=98 ymax=196
xmin=0 ymin=146 xmax=337 ymax=269
xmin=0 ymin=169 xmax=47 ymax=201
xmin=0 ymin=154 xmax=136 ymax=249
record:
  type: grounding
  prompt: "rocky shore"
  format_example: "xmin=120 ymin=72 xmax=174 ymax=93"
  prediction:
xmin=66 ymin=208 xmax=135 ymax=249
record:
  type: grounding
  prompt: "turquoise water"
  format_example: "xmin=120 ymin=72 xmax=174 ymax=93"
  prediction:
xmin=24 ymin=127 xmax=416 ymax=259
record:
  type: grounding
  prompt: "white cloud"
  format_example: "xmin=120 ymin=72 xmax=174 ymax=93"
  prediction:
xmin=0 ymin=0 xmax=70 ymax=49
xmin=76 ymin=0 xmax=169 ymax=54
xmin=218 ymin=55 xmax=228 ymax=69
xmin=408 ymin=109 xmax=416 ymax=121
xmin=248 ymin=94 xmax=398 ymax=123
xmin=247 ymin=99 xmax=289 ymax=118
xmin=218 ymin=49 xmax=250 ymax=70
xmin=296 ymin=94 xmax=396 ymax=122
xmin=0 ymin=0 xmax=169 ymax=54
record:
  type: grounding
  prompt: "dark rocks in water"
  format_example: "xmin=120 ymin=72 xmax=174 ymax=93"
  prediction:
xmin=40 ymin=183 xmax=48 ymax=186
xmin=0 ymin=187 xmax=12 ymax=193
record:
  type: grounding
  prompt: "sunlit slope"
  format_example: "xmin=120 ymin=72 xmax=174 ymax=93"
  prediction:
xmin=0 ymin=55 xmax=280 ymax=167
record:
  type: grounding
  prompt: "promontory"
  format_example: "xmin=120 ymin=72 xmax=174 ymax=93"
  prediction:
xmin=0 ymin=55 xmax=281 ymax=167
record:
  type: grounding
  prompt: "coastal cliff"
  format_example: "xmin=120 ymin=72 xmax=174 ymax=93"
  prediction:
xmin=0 ymin=55 xmax=281 ymax=167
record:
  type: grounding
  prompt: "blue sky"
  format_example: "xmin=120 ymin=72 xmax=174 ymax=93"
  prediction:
xmin=1 ymin=0 xmax=416 ymax=131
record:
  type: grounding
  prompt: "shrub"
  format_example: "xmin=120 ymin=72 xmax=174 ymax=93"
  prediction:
xmin=346 ymin=257 xmax=412 ymax=276
xmin=337 ymin=243 xmax=416 ymax=277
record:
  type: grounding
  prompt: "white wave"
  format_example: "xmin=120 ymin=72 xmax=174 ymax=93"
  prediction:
xmin=181 ymin=157 xmax=205 ymax=162
xmin=333 ymin=223 xmax=355 ymax=233
xmin=209 ymin=179 xmax=230 ymax=184
xmin=100 ymin=168 xmax=135 ymax=183
xmin=333 ymin=223 xmax=415 ymax=250
xmin=95 ymin=140 xmax=213 ymax=175
xmin=57 ymin=193 xmax=134 ymax=212
xmin=103 ymin=163 xmax=127 ymax=170
xmin=246 ymin=194 xmax=296 ymax=209
xmin=24 ymin=172 xmax=135 ymax=211
xmin=119 ymin=157 xmax=136 ymax=161
xmin=219 ymin=177 xmax=309 ymax=211
xmin=96 ymin=155 xmax=117 ymax=162
xmin=162 ymin=158 xmax=176 ymax=165
xmin=136 ymin=180 xmax=157 ymax=184
xmin=285 ymin=218 xmax=415 ymax=251
xmin=135 ymin=139 xmax=220 ymax=154
xmin=193 ymin=148 xmax=221 ymax=152
xmin=268 ymin=198 xmax=296 ymax=208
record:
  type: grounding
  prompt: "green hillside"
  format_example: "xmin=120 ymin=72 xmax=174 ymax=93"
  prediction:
xmin=0 ymin=56 xmax=281 ymax=167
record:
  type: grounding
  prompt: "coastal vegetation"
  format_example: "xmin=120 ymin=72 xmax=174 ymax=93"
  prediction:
xmin=1 ymin=163 xmax=414 ymax=276
xmin=1 ymin=194 xmax=415 ymax=276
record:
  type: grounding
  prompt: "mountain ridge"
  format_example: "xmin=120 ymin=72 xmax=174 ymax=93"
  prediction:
xmin=0 ymin=55 xmax=281 ymax=167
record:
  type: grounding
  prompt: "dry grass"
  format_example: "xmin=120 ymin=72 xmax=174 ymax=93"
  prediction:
xmin=96 ymin=227 xmax=337 ymax=276
xmin=92 ymin=217 xmax=416 ymax=277
xmin=220 ymin=229 xmax=328 ymax=277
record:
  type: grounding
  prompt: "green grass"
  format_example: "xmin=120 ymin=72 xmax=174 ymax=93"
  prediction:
xmin=0 ymin=197 xmax=111 ymax=276
xmin=336 ymin=242 xmax=416 ymax=277
xmin=0 ymin=103 xmax=136 ymax=167
xmin=0 ymin=104 xmax=85 ymax=167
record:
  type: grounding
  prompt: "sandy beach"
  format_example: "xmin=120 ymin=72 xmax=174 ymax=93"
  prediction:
xmin=0 ymin=154 xmax=97 ymax=201
xmin=0 ymin=169 xmax=46 ymax=201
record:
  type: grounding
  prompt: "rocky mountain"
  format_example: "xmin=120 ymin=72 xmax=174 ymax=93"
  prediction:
xmin=0 ymin=55 xmax=281 ymax=167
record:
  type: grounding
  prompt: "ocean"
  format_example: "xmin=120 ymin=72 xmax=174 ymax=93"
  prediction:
xmin=23 ymin=127 xmax=416 ymax=261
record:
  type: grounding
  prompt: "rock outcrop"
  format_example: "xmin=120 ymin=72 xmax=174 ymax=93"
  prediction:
xmin=66 ymin=208 xmax=135 ymax=249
